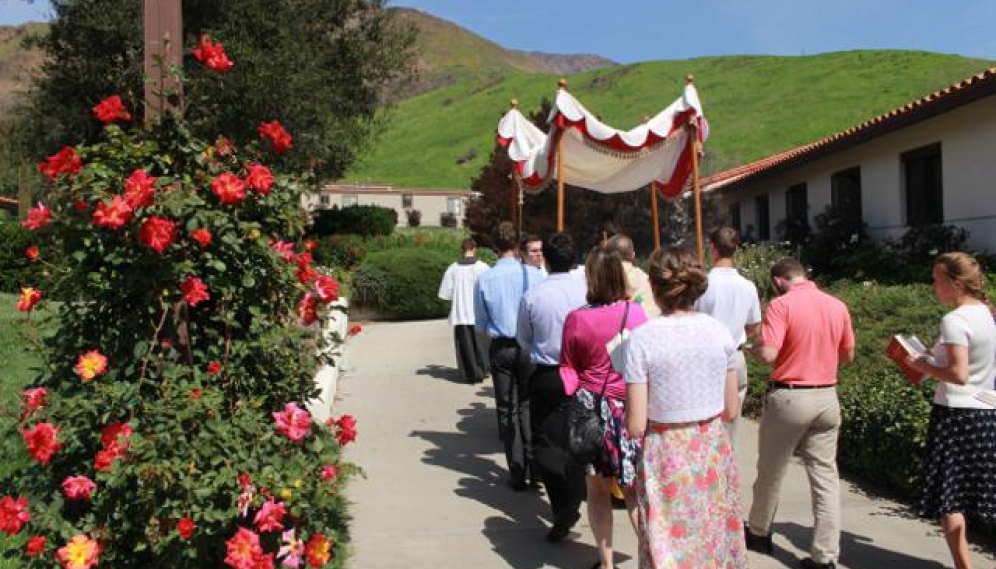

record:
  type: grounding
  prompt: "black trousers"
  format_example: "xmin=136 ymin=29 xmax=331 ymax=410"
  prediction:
xmin=453 ymin=324 xmax=487 ymax=382
xmin=489 ymin=338 xmax=533 ymax=483
xmin=530 ymin=364 xmax=585 ymax=525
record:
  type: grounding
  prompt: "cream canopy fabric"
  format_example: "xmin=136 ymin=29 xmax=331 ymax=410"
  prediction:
xmin=496 ymin=83 xmax=707 ymax=197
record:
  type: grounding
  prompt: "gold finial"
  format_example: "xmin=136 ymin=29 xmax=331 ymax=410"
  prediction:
xmin=642 ymin=115 xmax=650 ymax=123
xmin=510 ymin=98 xmax=518 ymax=109
xmin=685 ymin=74 xmax=695 ymax=84
xmin=558 ymin=77 xmax=568 ymax=90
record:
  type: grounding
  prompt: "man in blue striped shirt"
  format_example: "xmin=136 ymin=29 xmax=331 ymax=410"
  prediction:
xmin=475 ymin=222 xmax=545 ymax=490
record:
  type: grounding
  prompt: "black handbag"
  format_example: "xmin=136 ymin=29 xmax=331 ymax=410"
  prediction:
xmin=565 ymin=302 xmax=629 ymax=465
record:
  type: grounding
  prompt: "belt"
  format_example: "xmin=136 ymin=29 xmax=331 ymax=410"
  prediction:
xmin=491 ymin=336 xmax=518 ymax=345
xmin=769 ymin=382 xmax=836 ymax=390
xmin=534 ymin=363 xmax=559 ymax=371
xmin=648 ymin=415 xmax=718 ymax=432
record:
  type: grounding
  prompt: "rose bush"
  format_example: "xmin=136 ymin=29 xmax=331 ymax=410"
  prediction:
xmin=1 ymin=40 xmax=356 ymax=568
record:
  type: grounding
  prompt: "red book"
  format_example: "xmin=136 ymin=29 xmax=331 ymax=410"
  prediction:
xmin=884 ymin=334 xmax=929 ymax=384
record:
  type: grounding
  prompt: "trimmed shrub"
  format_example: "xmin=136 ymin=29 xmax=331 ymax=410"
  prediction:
xmin=0 ymin=213 xmax=46 ymax=294
xmin=311 ymin=204 xmax=396 ymax=237
xmin=312 ymin=228 xmax=493 ymax=270
xmin=440 ymin=212 xmax=458 ymax=228
xmin=406 ymin=208 xmax=422 ymax=227
xmin=351 ymin=247 xmax=451 ymax=319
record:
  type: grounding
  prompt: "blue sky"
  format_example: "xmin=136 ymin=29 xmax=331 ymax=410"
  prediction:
xmin=4 ymin=0 xmax=995 ymax=64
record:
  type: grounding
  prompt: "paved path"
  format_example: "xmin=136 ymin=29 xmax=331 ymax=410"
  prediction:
xmin=339 ymin=319 xmax=995 ymax=569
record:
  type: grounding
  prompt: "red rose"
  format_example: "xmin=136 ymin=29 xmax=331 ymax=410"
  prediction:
xmin=334 ymin=415 xmax=357 ymax=446
xmin=257 ymin=120 xmax=292 ymax=154
xmin=0 ymin=496 xmax=30 ymax=535
xmin=16 ymin=287 xmax=42 ymax=312
xmin=62 ymin=475 xmax=97 ymax=501
xmin=25 ymin=535 xmax=46 ymax=556
xmin=245 ymin=163 xmax=275 ymax=195
xmin=100 ymin=422 xmax=133 ymax=449
xmin=321 ymin=464 xmax=338 ymax=481
xmin=21 ymin=203 xmax=51 ymax=231
xmin=238 ymin=472 xmax=252 ymax=490
xmin=123 ymin=169 xmax=157 ymax=209
xmin=304 ymin=533 xmax=332 ymax=568
xmin=271 ymin=240 xmax=296 ymax=262
xmin=191 ymin=228 xmax=212 ymax=248
xmin=297 ymin=266 xmax=319 ymax=285
xmin=22 ymin=422 xmax=60 ymax=465
xmin=180 ymin=276 xmax=211 ymax=307
xmin=313 ymin=275 xmax=339 ymax=304
xmin=297 ymin=293 xmax=318 ymax=326
xmin=38 ymin=147 xmax=82 ymax=180
xmin=207 ymin=361 xmax=222 ymax=375
xmin=191 ymin=34 xmax=234 ymax=73
xmin=214 ymin=136 xmax=235 ymax=156
xmin=349 ymin=325 xmax=362 ymax=336
xmin=190 ymin=388 xmax=203 ymax=400
xmin=138 ymin=216 xmax=177 ymax=253
xmin=92 ymin=196 xmax=134 ymax=230
xmin=22 ymin=388 xmax=47 ymax=416
xmin=210 ymin=172 xmax=246 ymax=204
xmin=24 ymin=245 xmax=39 ymax=261
xmin=92 ymin=95 xmax=131 ymax=124
xmin=303 ymin=239 xmax=318 ymax=252
xmin=94 ymin=447 xmax=121 ymax=472
xmin=177 ymin=517 xmax=196 ymax=539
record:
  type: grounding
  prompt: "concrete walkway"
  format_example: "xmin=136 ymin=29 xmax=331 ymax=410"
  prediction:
xmin=338 ymin=318 xmax=995 ymax=569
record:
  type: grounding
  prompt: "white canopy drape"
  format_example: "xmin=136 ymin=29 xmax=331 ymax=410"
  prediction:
xmin=496 ymin=83 xmax=707 ymax=197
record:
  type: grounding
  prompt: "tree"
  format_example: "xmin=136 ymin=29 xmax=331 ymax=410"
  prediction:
xmin=13 ymin=0 xmax=417 ymax=180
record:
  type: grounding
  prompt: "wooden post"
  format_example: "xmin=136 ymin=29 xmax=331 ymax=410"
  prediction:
xmin=650 ymin=181 xmax=661 ymax=251
xmin=689 ymin=122 xmax=704 ymax=264
xmin=556 ymin=78 xmax=567 ymax=232
xmin=143 ymin=0 xmax=183 ymax=124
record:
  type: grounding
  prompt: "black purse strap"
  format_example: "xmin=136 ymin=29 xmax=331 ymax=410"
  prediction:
xmin=595 ymin=301 xmax=629 ymax=400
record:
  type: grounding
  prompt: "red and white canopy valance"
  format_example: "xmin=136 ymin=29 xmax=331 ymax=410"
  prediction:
xmin=496 ymin=83 xmax=707 ymax=197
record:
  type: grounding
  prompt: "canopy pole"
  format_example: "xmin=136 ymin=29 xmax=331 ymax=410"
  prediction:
xmin=682 ymin=74 xmax=705 ymax=264
xmin=509 ymin=98 xmax=522 ymax=238
xmin=650 ymin=182 xmax=661 ymax=251
xmin=556 ymin=78 xmax=568 ymax=232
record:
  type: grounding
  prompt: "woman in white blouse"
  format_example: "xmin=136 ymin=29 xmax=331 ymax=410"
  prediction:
xmin=624 ymin=248 xmax=746 ymax=569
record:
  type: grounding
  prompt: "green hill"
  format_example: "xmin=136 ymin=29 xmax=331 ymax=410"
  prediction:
xmin=346 ymin=50 xmax=993 ymax=189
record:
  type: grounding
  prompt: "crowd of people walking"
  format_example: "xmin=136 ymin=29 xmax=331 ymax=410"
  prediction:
xmin=436 ymin=222 xmax=996 ymax=569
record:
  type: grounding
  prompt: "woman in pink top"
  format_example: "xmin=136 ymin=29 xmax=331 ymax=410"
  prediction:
xmin=561 ymin=247 xmax=647 ymax=569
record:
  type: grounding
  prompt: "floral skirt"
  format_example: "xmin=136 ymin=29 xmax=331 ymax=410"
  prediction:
xmin=575 ymin=388 xmax=640 ymax=487
xmin=636 ymin=417 xmax=746 ymax=569
xmin=917 ymin=404 xmax=996 ymax=521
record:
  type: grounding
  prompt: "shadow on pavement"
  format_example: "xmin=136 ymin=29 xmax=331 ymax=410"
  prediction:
xmin=775 ymin=521 xmax=946 ymax=569
xmin=415 ymin=364 xmax=466 ymax=383
xmin=411 ymin=400 xmax=624 ymax=568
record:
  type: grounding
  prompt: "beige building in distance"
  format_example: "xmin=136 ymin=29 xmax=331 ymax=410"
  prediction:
xmin=304 ymin=183 xmax=472 ymax=228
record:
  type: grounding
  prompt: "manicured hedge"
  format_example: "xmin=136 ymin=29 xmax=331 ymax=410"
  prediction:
xmin=311 ymin=204 xmax=397 ymax=237
xmin=0 ymin=214 xmax=45 ymax=294
xmin=350 ymin=247 xmax=452 ymax=320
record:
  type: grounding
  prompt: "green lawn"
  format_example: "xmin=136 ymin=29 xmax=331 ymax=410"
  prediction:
xmin=0 ymin=292 xmax=55 ymax=568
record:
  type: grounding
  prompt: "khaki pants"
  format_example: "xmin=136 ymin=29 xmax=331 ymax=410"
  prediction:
xmin=747 ymin=386 xmax=841 ymax=565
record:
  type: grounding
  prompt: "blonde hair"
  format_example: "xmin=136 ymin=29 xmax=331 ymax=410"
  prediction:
xmin=935 ymin=252 xmax=989 ymax=302
xmin=647 ymin=248 xmax=708 ymax=312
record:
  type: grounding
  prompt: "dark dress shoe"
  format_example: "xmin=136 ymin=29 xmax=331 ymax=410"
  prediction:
xmin=744 ymin=522 xmax=773 ymax=555
xmin=799 ymin=558 xmax=835 ymax=569
xmin=545 ymin=511 xmax=580 ymax=542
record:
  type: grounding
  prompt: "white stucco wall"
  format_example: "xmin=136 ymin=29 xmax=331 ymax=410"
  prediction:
xmin=302 ymin=191 xmax=469 ymax=228
xmin=716 ymin=95 xmax=996 ymax=252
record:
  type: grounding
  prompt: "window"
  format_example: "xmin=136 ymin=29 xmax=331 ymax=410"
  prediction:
xmin=755 ymin=194 xmax=770 ymax=240
xmin=319 ymin=195 xmax=331 ymax=207
xmin=402 ymin=194 xmax=413 ymax=209
xmin=342 ymin=194 xmax=358 ymax=207
xmin=902 ymin=143 xmax=943 ymax=226
xmin=785 ymin=182 xmax=808 ymax=226
xmin=447 ymin=197 xmax=462 ymax=215
xmin=728 ymin=202 xmax=742 ymax=234
xmin=831 ymin=167 xmax=862 ymax=223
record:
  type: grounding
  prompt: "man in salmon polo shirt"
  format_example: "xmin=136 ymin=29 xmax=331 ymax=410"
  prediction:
xmin=744 ymin=257 xmax=855 ymax=569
